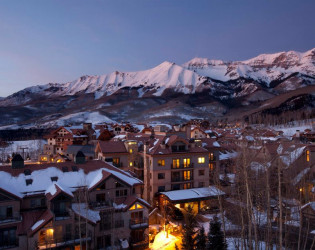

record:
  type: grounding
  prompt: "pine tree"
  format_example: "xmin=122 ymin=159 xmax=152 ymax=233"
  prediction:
xmin=196 ymin=226 xmax=207 ymax=250
xmin=182 ymin=205 xmax=197 ymax=250
xmin=207 ymin=217 xmax=227 ymax=250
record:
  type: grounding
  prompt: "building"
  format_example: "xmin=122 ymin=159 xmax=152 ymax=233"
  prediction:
xmin=138 ymin=135 xmax=218 ymax=206
xmin=0 ymin=158 xmax=150 ymax=249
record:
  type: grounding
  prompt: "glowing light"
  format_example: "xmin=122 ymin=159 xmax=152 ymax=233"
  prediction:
xmin=299 ymin=188 xmax=303 ymax=192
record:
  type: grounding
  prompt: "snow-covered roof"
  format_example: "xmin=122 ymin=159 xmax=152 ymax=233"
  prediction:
xmin=72 ymin=203 xmax=100 ymax=224
xmin=161 ymin=186 xmax=225 ymax=202
xmin=219 ymin=151 xmax=238 ymax=160
xmin=0 ymin=163 xmax=142 ymax=197
xmin=292 ymin=168 xmax=310 ymax=186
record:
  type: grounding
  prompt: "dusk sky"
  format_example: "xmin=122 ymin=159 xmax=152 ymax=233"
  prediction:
xmin=0 ymin=0 xmax=314 ymax=97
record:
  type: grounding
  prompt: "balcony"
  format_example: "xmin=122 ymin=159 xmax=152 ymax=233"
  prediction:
xmin=38 ymin=236 xmax=91 ymax=250
xmin=171 ymin=163 xmax=194 ymax=170
xmin=130 ymin=234 xmax=149 ymax=249
xmin=0 ymin=215 xmax=21 ymax=225
xmin=129 ymin=217 xmax=148 ymax=229
xmin=89 ymin=201 xmax=113 ymax=209
xmin=171 ymin=176 xmax=193 ymax=182
xmin=54 ymin=211 xmax=70 ymax=221
xmin=0 ymin=239 xmax=19 ymax=249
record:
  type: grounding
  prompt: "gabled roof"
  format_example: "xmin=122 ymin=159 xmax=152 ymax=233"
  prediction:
xmin=97 ymin=141 xmax=127 ymax=154
xmin=113 ymin=196 xmax=151 ymax=211
xmin=45 ymin=183 xmax=74 ymax=201
xmin=28 ymin=209 xmax=53 ymax=236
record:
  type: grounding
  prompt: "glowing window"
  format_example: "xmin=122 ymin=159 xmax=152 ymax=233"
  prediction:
xmin=172 ymin=159 xmax=180 ymax=168
xmin=184 ymin=170 xmax=191 ymax=180
xmin=198 ymin=157 xmax=205 ymax=164
xmin=129 ymin=203 xmax=144 ymax=210
xmin=129 ymin=162 xmax=133 ymax=167
xmin=129 ymin=149 xmax=133 ymax=153
xmin=183 ymin=183 xmax=191 ymax=189
xmin=306 ymin=150 xmax=310 ymax=162
xmin=183 ymin=158 xmax=190 ymax=168
xmin=158 ymin=159 xmax=165 ymax=166
xmin=210 ymin=153 xmax=214 ymax=161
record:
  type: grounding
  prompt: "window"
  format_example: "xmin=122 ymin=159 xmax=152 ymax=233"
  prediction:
xmin=26 ymin=179 xmax=33 ymax=186
xmin=199 ymin=182 xmax=204 ymax=188
xmin=129 ymin=203 xmax=144 ymax=210
xmin=115 ymin=189 xmax=128 ymax=197
xmin=115 ymin=182 xmax=123 ymax=188
xmin=158 ymin=173 xmax=165 ymax=179
xmin=158 ymin=186 xmax=165 ymax=192
xmin=183 ymin=183 xmax=191 ymax=189
xmin=158 ymin=159 xmax=165 ymax=166
xmin=199 ymin=170 xmax=205 ymax=176
xmin=209 ymin=163 xmax=214 ymax=171
xmin=210 ymin=153 xmax=214 ymax=161
xmin=0 ymin=206 xmax=12 ymax=219
xmin=179 ymin=145 xmax=186 ymax=151
xmin=129 ymin=149 xmax=133 ymax=154
xmin=31 ymin=198 xmax=45 ymax=208
xmin=172 ymin=159 xmax=180 ymax=168
xmin=96 ymin=193 xmax=106 ymax=202
xmin=129 ymin=162 xmax=133 ymax=167
xmin=113 ymin=158 xmax=120 ymax=167
xmin=184 ymin=170 xmax=191 ymax=180
xmin=198 ymin=157 xmax=205 ymax=164
xmin=0 ymin=228 xmax=17 ymax=248
xmin=172 ymin=184 xmax=180 ymax=190
xmin=183 ymin=158 xmax=190 ymax=168
xmin=51 ymin=176 xmax=58 ymax=182
xmin=306 ymin=150 xmax=310 ymax=162
xmin=24 ymin=169 xmax=31 ymax=176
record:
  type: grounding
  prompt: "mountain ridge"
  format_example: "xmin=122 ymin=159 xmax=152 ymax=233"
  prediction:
xmin=0 ymin=48 xmax=314 ymax=127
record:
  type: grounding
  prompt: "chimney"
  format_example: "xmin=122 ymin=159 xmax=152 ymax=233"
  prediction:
xmin=74 ymin=151 xmax=86 ymax=164
xmin=12 ymin=154 xmax=24 ymax=169
xmin=296 ymin=130 xmax=300 ymax=137
xmin=186 ymin=125 xmax=191 ymax=139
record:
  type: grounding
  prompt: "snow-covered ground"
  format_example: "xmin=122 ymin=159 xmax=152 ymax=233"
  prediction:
xmin=0 ymin=139 xmax=45 ymax=161
xmin=271 ymin=121 xmax=314 ymax=136
xmin=43 ymin=111 xmax=115 ymax=127
xmin=151 ymin=231 xmax=179 ymax=250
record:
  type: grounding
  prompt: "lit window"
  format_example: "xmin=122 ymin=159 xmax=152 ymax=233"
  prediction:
xmin=209 ymin=163 xmax=214 ymax=171
xmin=183 ymin=158 xmax=190 ymax=168
xmin=129 ymin=162 xmax=133 ymax=167
xmin=129 ymin=149 xmax=133 ymax=154
xmin=172 ymin=159 xmax=180 ymax=168
xmin=158 ymin=159 xmax=165 ymax=166
xmin=184 ymin=170 xmax=191 ymax=180
xmin=198 ymin=157 xmax=205 ymax=163
xmin=210 ymin=153 xmax=214 ymax=161
xmin=129 ymin=203 xmax=144 ymax=210
xmin=183 ymin=183 xmax=191 ymax=189
xmin=306 ymin=150 xmax=310 ymax=162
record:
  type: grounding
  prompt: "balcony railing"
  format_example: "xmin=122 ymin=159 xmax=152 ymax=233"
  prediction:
xmin=38 ymin=236 xmax=91 ymax=249
xmin=129 ymin=217 xmax=148 ymax=229
xmin=171 ymin=176 xmax=193 ymax=182
xmin=171 ymin=163 xmax=194 ymax=169
xmin=129 ymin=234 xmax=149 ymax=249
xmin=0 ymin=215 xmax=21 ymax=224
xmin=89 ymin=201 xmax=112 ymax=209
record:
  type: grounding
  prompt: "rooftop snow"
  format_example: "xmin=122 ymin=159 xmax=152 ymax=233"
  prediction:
xmin=161 ymin=186 xmax=224 ymax=202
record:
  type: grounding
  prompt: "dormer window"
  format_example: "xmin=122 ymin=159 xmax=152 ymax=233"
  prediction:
xmin=24 ymin=169 xmax=31 ymax=176
xmin=62 ymin=167 xmax=68 ymax=172
xmin=26 ymin=179 xmax=33 ymax=186
xmin=51 ymin=176 xmax=58 ymax=182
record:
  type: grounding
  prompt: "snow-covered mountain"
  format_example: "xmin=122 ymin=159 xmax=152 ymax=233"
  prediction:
xmin=183 ymin=48 xmax=315 ymax=87
xmin=0 ymin=48 xmax=314 ymax=127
